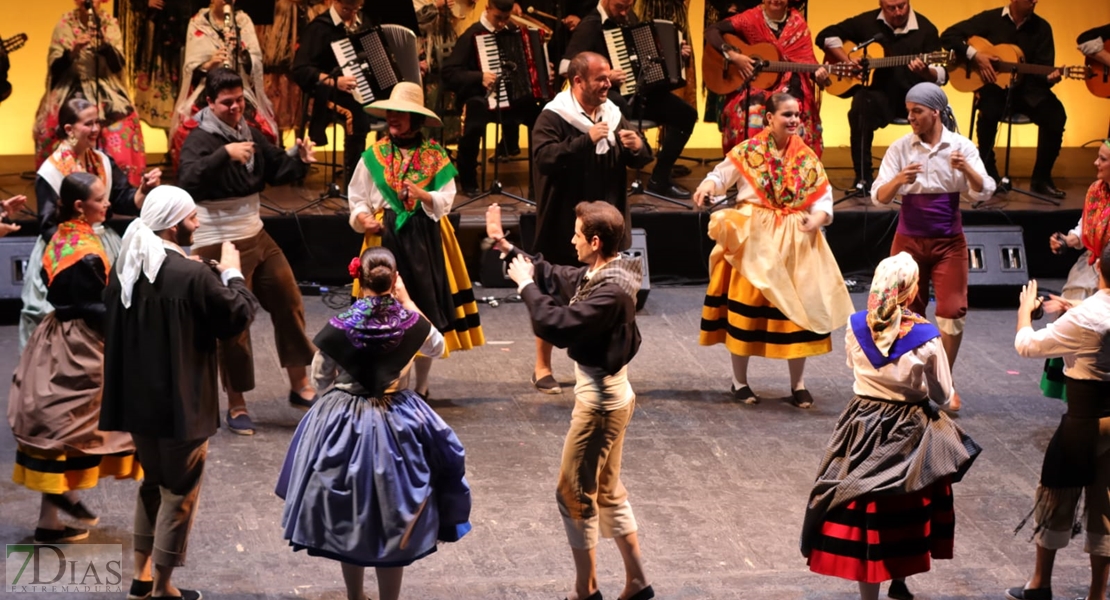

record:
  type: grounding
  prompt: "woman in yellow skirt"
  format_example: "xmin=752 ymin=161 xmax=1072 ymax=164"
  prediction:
xmin=8 ymin=172 xmax=141 ymax=543
xmin=693 ymin=92 xmax=854 ymax=408
xmin=347 ymin=82 xmax=484 ymax=399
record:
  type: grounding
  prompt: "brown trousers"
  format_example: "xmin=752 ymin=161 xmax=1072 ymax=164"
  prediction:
xmin=132 ymin=435 xmax=208 ymax=567
xmin=195 ymin=230 xmax=315 ymax=392
xmin=890 ymin=232 xmax=968 ymax=321
xmin=556 ymin=397 xmax=639 ymax=550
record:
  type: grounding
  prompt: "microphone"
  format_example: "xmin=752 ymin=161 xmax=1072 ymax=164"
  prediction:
xmin=851 ymin=33 xmax=885 ymax=53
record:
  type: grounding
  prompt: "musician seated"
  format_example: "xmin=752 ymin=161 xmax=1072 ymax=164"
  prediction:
xmin=291 ymin=0 xmax=372 ymax=187
xmin=816 ymin=0 xmax=946 ymax=191
xmin=513 ymin=0 xmax=595 ymax=84
xmin=940 ymin=1 xmax=1067 ymax=199
xmin=562 ymin=0 xmax=696 ymax=199
xmin=1078 ymin=24 xmax=1110 ymax=70
xmin=442 ymin=0 xmax=541 ymax=195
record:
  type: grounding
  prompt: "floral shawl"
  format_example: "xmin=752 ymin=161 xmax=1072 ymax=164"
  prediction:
xmin=42 ymin=219 xmax=110 ymax=286
xmin=1083 ymin=180 xmax=1110 ymax=264
xmin=362 ymin=137 xmax=458 ymax=231
xmin=727 ymin=129 xmax=828 ymax=213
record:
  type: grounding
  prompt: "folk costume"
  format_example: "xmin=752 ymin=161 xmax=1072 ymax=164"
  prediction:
xmin=32 ymin=7 xmax=146 ymax=186
xmin=531 ymin=89 xmax=652 ymax=266
xmin=123 ymin=0 xmax=202 ymax=130
xmin=9 ymin=217 xmax=140 ymax=496
xmin=1015 ymin=288 xmax=1110 ymax=566
xmin=168 ymin=6 xmax=278 ymax=169
xmin=802 ymin=253 xmax=980 ymax=583
xmin=348 ymin=83 xmax=484 ymax=354
xmin=1041 ymin=178 xmax=1110 ymax=400
xmin=20 ymin=142 xmax=141 ymax=350
xmin=276 ymin=295 xmax=472 ymax=566
xmin=698 ymin=130 xmax=853 ymax=359
xmin=101 ymin=185 xmax=257 ymax=575
xmin=706 ymin=6 xmax=823 ymax=156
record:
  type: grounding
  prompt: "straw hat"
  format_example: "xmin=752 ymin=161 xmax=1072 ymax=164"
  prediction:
xmin=365 ymin=81 xmax=442 ymax=128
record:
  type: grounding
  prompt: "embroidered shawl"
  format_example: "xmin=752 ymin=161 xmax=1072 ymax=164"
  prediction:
xmin=1083 ymin=180 xmax=1110 ymax=264
xmin=362 ymin=137 xmax=457 ymax=231
xmin=42 ymin=219 xmax=110 ymax=286
xmin=727 ymin=129 xmax=828 ymax=212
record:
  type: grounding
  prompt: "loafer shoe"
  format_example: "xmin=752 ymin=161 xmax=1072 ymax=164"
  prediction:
xmin=45 ymin=493 xmax=99 ymax=525
xmin=1004 ymin=586 xmax=1052 ymax=600
xmin=288 ymin=390 xmax=316 ymax=411
xmin=887 ymin=579 xmax=913 ymax=600
xmin=646 ymin=179 xmax=692 ymax=199
xmin=1031 ymin=181 xmax=1066 ymax=199
xmin=127 ymin=579 xmax=153 ymax=600
xmin=731 ymin=384 xmax=759 ymax=405
xmin=226 ymin=410 xmax=255 ymax=436
xmin=34 ymin=526 xmax=88 ymax=543
xmin=531 ymin=372 xmax=562 ymax=394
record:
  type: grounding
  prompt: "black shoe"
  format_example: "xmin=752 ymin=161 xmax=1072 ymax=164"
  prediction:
xmin=887 ymin=579 xmax=913 ymax=600
xmin=288 ymin=389 xmax=317 ymax=412
xmin=44 ymin=493 xmax=99 ymax=525
xmin=671 ymin=164 xmax=692 ymax=178
xmin=531 ymin=372 xmax=562 ymax=394
xmin=622 ymin=585 xmax=655 ymax=600
xmin=564 ymin=591 xmax=602 ymax=600
xmin=34 ymin=525 xmax=88 ymax=543
xmin=1031 ymin=180 xmax=1066 ymax=199
xmin=646 ymin=179 xmax=692 ymax=199
xmin=153 ymin=590 xmax=202 ymax=600
xmin=731 ymin=384 xmax=759 ymax=405
xmin=1004 ymin=586 xmax=1052 ymax=600
xmin=127 ymin=579 xmax=153 ymax=600
xmin=459 ymin=180 xmax=480 ymax=196
xmin=791 ymin=388 xmax=814 ymax=409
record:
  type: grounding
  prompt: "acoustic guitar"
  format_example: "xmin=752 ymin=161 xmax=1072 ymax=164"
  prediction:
xmin=947 ymin=35 xmax=1085 ymax=93
xmin=1085 ymin=57 xmax=1110 ymax=99
xmin=822 ymin=42 xmax=953 ymax=98
xmin=0 ymin=33 xmax=28 ymax=104
xmin=702 ymin=33 xmax=853 ymax=95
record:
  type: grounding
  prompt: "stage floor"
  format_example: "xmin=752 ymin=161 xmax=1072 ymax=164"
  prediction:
xmin=0 ymin=284 xmax=1094 ymax=599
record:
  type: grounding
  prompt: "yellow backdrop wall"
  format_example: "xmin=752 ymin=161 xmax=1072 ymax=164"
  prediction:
xmin=3 ymin=0 xmax=1109 ymax=156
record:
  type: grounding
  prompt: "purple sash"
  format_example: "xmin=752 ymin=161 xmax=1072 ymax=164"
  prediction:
xmin=850 ymin=310 xmax=941 ymax=369
xmin=897 ymin=192 xmax=962 ymax=238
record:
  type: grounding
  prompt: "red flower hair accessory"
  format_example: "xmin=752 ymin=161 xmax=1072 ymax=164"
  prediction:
xmin=348 ymin=257 xmax=361 ymax=279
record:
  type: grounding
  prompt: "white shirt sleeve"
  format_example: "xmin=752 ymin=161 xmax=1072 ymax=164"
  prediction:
xmin=958 ymin=138 xmax=996 ymax=202
xmin=703 ymin=157 xmax=742 ymax=196
xmin=311 ymin=350 xmax=339 ymax=392
xmin=932 ymin=66 xmax=948 ymax=85
xmin=871 ymin=139 xmax=906 ymax=204
xmin=811 ymin=183 xmax=834 ymax=223
xmin=1069 ymin=216 xmax=1083 ymax=240
xmin=1014 ymin=318 xmax=1087 ymax=359
xmin=421 ymin=178 xmax=455 ymax=222
xmin=347 ymin=161 xmax=382 ymax=233
xmin=925 ymin=338 xmax=956 ymax=404
xmin=420 ymin=326 xmax=447 ymax=359
xmin=823 ymin=36 xmax=844 ymax=49
xmin=1079 ymin=37 xmax=1105 ymax=56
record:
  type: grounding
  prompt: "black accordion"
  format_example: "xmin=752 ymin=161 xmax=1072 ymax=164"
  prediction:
xmin=330 ymin=26 xmax=405 ymax=104
xmin=476 ymin=27 xmax=555 ymax=110
xmin=603 ymin=20 xmax=686 ymax=97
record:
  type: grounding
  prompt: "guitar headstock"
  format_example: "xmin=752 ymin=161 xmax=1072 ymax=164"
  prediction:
xmin=925 ymin=49 xmax=954 ymax=66
xmin=1063 ymin=65 xmax=1088 ymax=80
xmin=2 ymin=33 xmax=28 ymax=54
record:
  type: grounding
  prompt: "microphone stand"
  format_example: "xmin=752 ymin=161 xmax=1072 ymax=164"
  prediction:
xmin=627 ymin=55 xmax=691 ymax=208
xmin=983 ymin=66 xmax=1061 ymax=207
xmin=292 ymin=62 xmax=363 ymax=215
xmin=453 ymin=67 xmax=534 ymax=210
xmin=836 ymin=46 xmax=874 ymax=206
xmin=86 ymin=0 xmax=103 ymax=154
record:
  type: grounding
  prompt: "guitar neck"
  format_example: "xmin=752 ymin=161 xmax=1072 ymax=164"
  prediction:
xmin=994 ymin=61 xmax=1058 ymax=76
xmin=761 ymin=61 xmax=823 ymax=74
xmin=867 ymin=54 xmax=925 ymax=69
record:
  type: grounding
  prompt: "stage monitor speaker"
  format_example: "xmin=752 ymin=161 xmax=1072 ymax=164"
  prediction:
xmin=622 ymin=228 xmax=650 ymax=311
xmin=478 ymin=228 xmax=651 ymax=311
xmin=965 ymin=225 xmax=1028 ymax=287
xmin=0 ymin=236 xmax=36 ymax=299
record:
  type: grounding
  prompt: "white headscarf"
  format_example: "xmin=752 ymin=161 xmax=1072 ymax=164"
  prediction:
xmin=117 ymin=185 xmax=197 ymax=308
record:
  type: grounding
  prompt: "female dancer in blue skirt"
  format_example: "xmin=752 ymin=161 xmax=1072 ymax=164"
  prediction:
xmin=276 ymin=247 xmax=472 ymax=600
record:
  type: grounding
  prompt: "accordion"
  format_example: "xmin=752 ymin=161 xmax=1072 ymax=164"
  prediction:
xmin=330 ymin=26 xmax=404 ymax=105
xmin=603 ymin=20 xmax=686 ymax=97
xmin=476 ymin=27 xmax=554 ymax=110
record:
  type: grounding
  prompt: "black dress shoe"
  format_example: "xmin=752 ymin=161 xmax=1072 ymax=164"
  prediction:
xmin=622 ymin=585 xmax=655 ymax=600
xmin=1031 ymin=181 xmax=1066 ymax=199
xmin=564 ymin=591 xmax=602 ymax=600
xmin=646 ymin=179 xmax=692 ymax=199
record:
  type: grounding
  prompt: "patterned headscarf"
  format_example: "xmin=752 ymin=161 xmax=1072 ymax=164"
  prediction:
xmin=866 ymin=252 xmax=930 ymax=356
xmin=329 ymin=295 xmax=420 ymax=352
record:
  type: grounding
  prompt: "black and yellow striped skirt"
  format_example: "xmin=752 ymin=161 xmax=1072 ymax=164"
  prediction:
xmin=699 ymin=257 xmax=831 ymax=359
xmin=14 ymin=446 xmax=142 ymax=495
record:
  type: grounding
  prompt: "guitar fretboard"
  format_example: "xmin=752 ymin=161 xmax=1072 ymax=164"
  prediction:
xmin=757 ymin=61 xmax=824 ymax=74
xmin=991 ymin=61 xmax=1058 ymax=76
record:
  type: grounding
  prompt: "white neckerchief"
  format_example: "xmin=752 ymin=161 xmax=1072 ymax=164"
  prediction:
xmin=543 ymin=90 xmax=624 ymax=154
xmin=329 ymin=4 xmax=361 ymax=31
xmin=763 ymin=7 xmax=787 ymax=31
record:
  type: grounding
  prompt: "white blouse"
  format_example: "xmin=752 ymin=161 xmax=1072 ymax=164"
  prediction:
xmin=1015 ymin=289 xmax=1110 ymax=382
xmin=347 ymin=155 xmax=456 ymax=233
xmin=846 ymin=326 xmax=956 ymax=404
